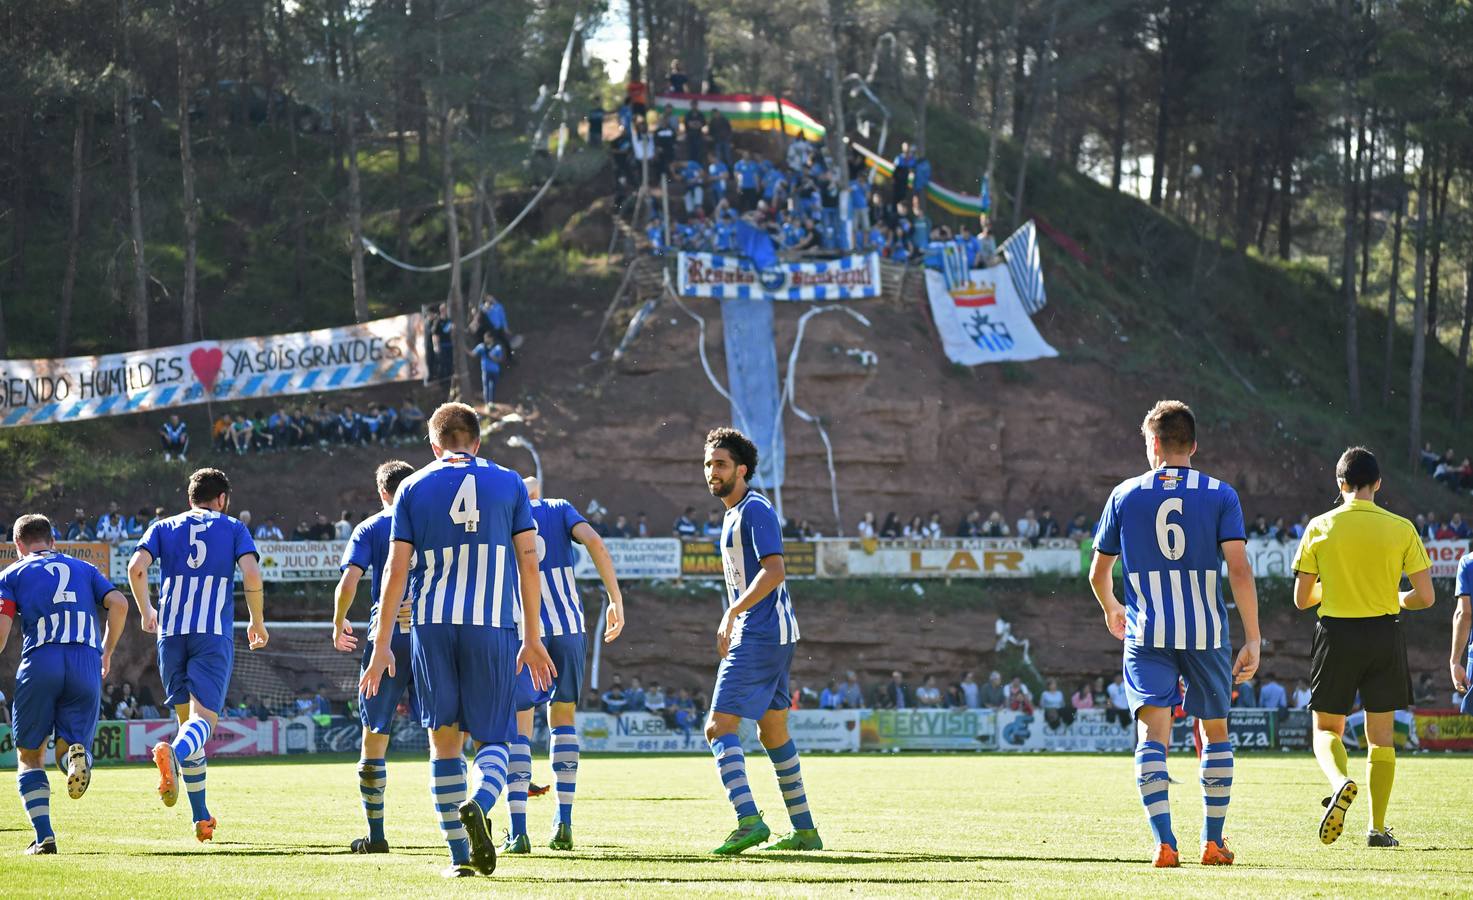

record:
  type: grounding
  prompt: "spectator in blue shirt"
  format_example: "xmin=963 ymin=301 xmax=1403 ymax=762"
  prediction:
xmin=912 ymin=154 xmax=932 ymax=199
xmin=707 ymin=156 xmax=729 ymax=205
xmin=602 ymin=676 xmax=630 ymax=714
xmin=680 ymin=157 xmax=705 ymax=216
xmin=1257 ymin=673 xmax=1288 ymax=710
xmin=1233 ymin=677 xmax=1259 ymax=708
xmin=63 ymin=508 xmax=94 ymax=541
xmin=890 ymin=142 xmax=915 ymax=205
xmin=469 ymin=331 xmax=506 ymax=407
xmin=646 ymin=218 xmax=665 ymax=255
xmin=819 ymin=681 xmax=841 ymax=710
xmin=849 ymin=176 xmax=871 ymax=233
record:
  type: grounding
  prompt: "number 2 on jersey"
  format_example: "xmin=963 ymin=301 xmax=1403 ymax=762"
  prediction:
xmin=449 ymin=474 xmax=480 ymax=532
xmin=1155 ymin=497 xmax=1186 ymax=560
xmin=44 ymin=562 xmax=78 ymax=605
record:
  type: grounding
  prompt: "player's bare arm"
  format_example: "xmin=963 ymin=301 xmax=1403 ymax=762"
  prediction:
xmin=240 ymin=553 xmax=269 ymax=649
xmin=0 ymin=608 xmax=11 ymax=655
xmin=512 ymin=528 xmax=557 ymax=690
xmin=718 ymin=553 xmax=785 ymax=657
xmin=571 ymin=521 xmax=625 ymax=642
xmin=1399 ymin=567 xmax=1435 ymax=611
xmin=1292 ymin=570 xmax=1320 ymax=610
xmin=331 ymin=565 xmax=365 ymax=652
xmin=99 ymin=589 xmax=129 ymax=679
xmin=1222 ymin=539 xmax=1261 ymax=683
xmin=360 ymin=540 xmax=411 ymax=697
xmin=126 ymin=547 xmax=158 ymax=633
xmin=1087 ymin=551 xmax=1126 ymax=640
xmin=1452 ymin=596 xmax=1471 ymax=693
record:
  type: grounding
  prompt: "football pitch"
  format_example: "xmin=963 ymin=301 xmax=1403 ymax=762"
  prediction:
xmin=1 ymin=753 xmax=1470 ymax=897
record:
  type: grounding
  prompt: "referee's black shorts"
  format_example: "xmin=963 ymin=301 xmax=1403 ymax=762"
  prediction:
xmin=1309 ymin=614 xmax=1413 ymax=715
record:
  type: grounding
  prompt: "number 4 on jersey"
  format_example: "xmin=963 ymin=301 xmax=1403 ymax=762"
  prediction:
xmin=449 ymin=474 xmax=480 ymax=533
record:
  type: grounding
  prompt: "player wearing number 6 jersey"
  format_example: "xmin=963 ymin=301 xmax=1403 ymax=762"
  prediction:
xmin=359 ymin=402 xmax=555 ymax=878
xmin=1088 ymin=401 xmax=1261 ymax=868
xmin=330 ymin=459 xmax=417 ymax=854
xmin=127 ymin=467 xmax=268 ymax=843
xmin=0 ymin=515 xmax=129 ymax=855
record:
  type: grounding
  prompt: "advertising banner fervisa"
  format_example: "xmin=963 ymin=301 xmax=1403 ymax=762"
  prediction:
xmin=0 ymin=313 xmax=423 ymax=428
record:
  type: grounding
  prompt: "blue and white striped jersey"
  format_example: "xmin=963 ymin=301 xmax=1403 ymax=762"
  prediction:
xmin=1093 ymin=467 xmax=1247 ymax=650
xmin=720 ymin=490 xmax=799 ymax=647
xmin=0 ymin=550 xmax=117 ymax=656
xmin=532 ymin=498 xmax=588 ymax=636
xmin=138 ymin=508 xmax=258 ymax=638
xmin=391 ymin=451 xmax=534 ymax=630
xmin=341 ymin=509 xmax=409 ymax=639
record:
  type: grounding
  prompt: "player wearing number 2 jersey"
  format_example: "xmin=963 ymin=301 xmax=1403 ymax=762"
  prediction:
xmin=1088 ymin=401 xmax=1261 ymax=869
xmin=127 ymin=467 xmax=267 ymax=844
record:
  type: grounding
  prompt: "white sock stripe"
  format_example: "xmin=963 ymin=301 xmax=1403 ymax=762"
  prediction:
xmin=785 ymin=800 xmax=810 ymax=815
xmin=777 ymin=771 xmax=803 ymax=784
xmin=781 ymin=786 xmax=806 ymax=800
xmin=1136 ymin=761 xmax=1168 ymax=776
xmin=360 ymin=777 xmax=387 ymax=788
xmin=1201 ymin=766 xmax=1234 ymax=779
xmin=725 ymin=776 xmax=752 ymax=793
xmin=431 ymin=774 xmax=465 ymax=787
xmin=1145 ymin=799 xmax=1171 ymax=817
xmin=185 ymin=781 xmax=207 ymax=793
xmin=1203 ymin=750 xmax=1234 ymax=762
xmin=719 ymin=759 xmax=747 ymax=774
xmin=20 ymin=788 xmax=49 ymax=804
xmin=1204 ymin=809 xmax=1228 ymax=819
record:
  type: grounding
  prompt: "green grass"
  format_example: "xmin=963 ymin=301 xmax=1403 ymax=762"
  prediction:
xmin=3 ymin=753 xmax=1471 ymax=896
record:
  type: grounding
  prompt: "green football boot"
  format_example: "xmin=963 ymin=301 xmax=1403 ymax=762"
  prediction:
xmin=549 ymin=823 xmax=574 ymax=851
xmin=500 ymin=832 xmax=532 ymax=855
xmin=763 ymin=828 xmax=823 ymax=851
xmin=711 ymin=813 xmax=770 ymax=855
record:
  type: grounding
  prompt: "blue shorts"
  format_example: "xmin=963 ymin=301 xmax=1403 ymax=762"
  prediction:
xmin=411 ymin=623 xmax=518 ymax=744
xmin=515 ymin=632 xmax=586 ymax=711
xmin=711 ymin=640 xmax=795 ymax=721
xmin=359 ymin=631 xmax=418 ymax=734
xmin=1124 ymin=643 xmax=1233 ymax=721
xmin=158 ymin=633 xmax=235 ymax=713
xmin=1462 ymin=653 xmax=1473 ymax=716
xmin=12 ymin=644 xmax=101 ymax=750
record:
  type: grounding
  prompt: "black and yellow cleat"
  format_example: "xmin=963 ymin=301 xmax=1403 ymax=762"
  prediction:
xmin=1367 ymin=828 xmax=1399 ymax=848
xmin=1319 ymin=780 xmax=1358 ymax=845
xmin=24 ymin=837 xmax=57 ymax=856
xmin=457 ymin=799 xmax=497 ymax=875
xmin=65 ymin=743 xmax=91 ymax=800
xmin=549 ymin=823 xmax=573 ymax=851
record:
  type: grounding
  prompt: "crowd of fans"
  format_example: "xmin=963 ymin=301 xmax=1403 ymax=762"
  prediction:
xmin=598 ymin=674 xmax=707 ymax=736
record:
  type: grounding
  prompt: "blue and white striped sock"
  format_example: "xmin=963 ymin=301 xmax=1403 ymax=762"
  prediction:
xmin=358 ymin=757 xmax=387 ymax=843
xmin=171 ymin=716 xmax=212 ymax=761
xmin=711 ymin=733 xmax=758 ymax=820
xmin=1200 ymin=741 xmax=1234 ymax=844
xmin=506 ymin=737 xmax=532 ymax=837
xmin=551 ymin=726 xmax=579 ymax=826
xmin=470 ymin=743 xmax=509 ymax=813
xmin=1135 ymin=739 xmax=1175 ymax=849
xmin=430 ymin=757 xmax=470 ymax=865
xmin=17 ymin=768 xmax=52 ymax=844
xmin=766 ymin=739 xmax=814 ymax=830
xmin=180 ymin=749 xmax=211 ymax=822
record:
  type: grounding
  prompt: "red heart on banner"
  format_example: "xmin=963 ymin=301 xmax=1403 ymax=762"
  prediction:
xmin=189 ymin=346 xmax=224 ymax=393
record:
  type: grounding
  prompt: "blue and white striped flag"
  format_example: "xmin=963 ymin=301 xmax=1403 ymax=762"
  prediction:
xmin=999 ymin=221 xmax=1046 ymax=315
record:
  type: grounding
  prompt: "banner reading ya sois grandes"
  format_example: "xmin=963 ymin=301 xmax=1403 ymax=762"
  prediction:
xmin=0 ymin=313 xmax=423 ymax=428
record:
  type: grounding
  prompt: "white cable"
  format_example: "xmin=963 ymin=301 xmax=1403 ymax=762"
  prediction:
xmin=664 ymin=273 xmax=756 ymax=439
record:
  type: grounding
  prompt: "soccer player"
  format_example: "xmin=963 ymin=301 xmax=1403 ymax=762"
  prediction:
xmin=359 ymin=402 xmax=554 ymax=878
xmin=0 ymin=515 xmax=128 ymax=854
xmin=1291 ymin=446 xmax=1434 ymax=848
xmin=701 ymin=427 xmax=822 ymax=855
xmin=501 ymin=476 xmax=625 ymax=855
xmin=127 ymin=467 xmax=268 ymax=843
xmin=330 ymin=459 xmax=416 ymax=854
xmin=1087 ymin=401 xmax=1261 ymax=868
xmin=1452 ymin=550 xmax=1473 ymax=716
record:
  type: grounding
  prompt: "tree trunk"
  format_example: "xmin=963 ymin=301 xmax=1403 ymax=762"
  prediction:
xmin=1276 ymin=145 xmax=1292 ymax=260
xmin=824 ymin=0 xmax=852 ymax=184
xmin=1381 ymin=126 xmax=1406 ymax=406
xmin=1149 ymin=6 xmax=1172 ymax=209
xmin=1407 ymin=162 xmax=1430 ymax=469
xmin=1011 ymin=0 xmax=1059 ymax=231
xmin=57 ymin=103 xmax=88 ymax=356
xmin=177 ymin=2 xmax=200 ymax=342
xmin=118 ymin=3 xmax=150 ymax=350
xmin=1109 ymin=71 xmax=1127 ymax=192
xmin=628 ymin=0 xmax=641 ymax=82
xmin=345 ymin=12 xmax=369 ymax=323
xmin=468 ymin=170 xmax=485 ymax=303
xmin=9 ymin=105 xmax=26 ymax=288
xmin=912 ymin=32 xmax=930 ymax=158
xmin=1340 ymin=102 xmax=1360 ymax=414
xmin=1358 ymin=108 xmax=1374 ymax=298
xmin=1424 ymin=153 xmax=1453 ymax=342
xmin=287 ymin=90 xmax=305 ymax=302
xmin=1454 ymin=260 xmax=1473 ymax=424
xmin=435 ymin=10 xmax=471 ymax=403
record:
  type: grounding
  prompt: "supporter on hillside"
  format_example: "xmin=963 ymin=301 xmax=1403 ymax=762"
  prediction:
xmin=633 ymin=512 xmax=650 ymax=537
xmin=337 ymin=404 xmax=366 ymax=445
xmin=819 ymin=681 xmax=841 ymax=709
xmin=333 ymin=510 xmax=353 ymax=541
xmin=733 ymin=151 xmax=761 ymax=211
xmin=606 ymin=514 xmax=631 ymax=538
xmin=956 ymin=510 xmax=982 ymax=537
xmin=873 ymin=512 xmax=899 ymax=539
xmin=1271 ymin=516 xmax=1292 ymax=543
xmin=977 ymin=217 xmax=998 ymax=262
xmin=1066 ymin=513 xmax=1092 ymax=542
xmin=679 ymin=155 xmax=704 ymax=216
xmin=96 ymin=501 xmax=128 ymax=544
xmin=1419 ymin=442 xmax=1441 ymax=474
xmin=1004 ymin=676 xmax=1034 ymax=714
xmin=702 ymin=510 xmax=722 ymax=537
xmin=228 ymin=414 xmax=254 ymax=454
xmin=838 ymin=671 xmax=864 ymax=708
xmin=128 ymin=506 xmax=150 ymax=539
xmin=652 ymin=112 xmax=677 ymax=179
xmin=310 ymin=513 xmax=335 ymax=541
xmin=254 ymin=518 xmax=284 ymax=541
xmin=978 ymin=671 xmax=1005 ymax=709
xmin=1071 ymin=681 xmax=1094 ymax=710
xmin=212 ymin=413 xmax=233 ymax=452
xmin=63 ymin=508 xmax=93 ymax=541
xmin=944 ymin=682 xmax=968 ymax=708
xmin=857 ymin=512 xmax=878 ymax=540
xmin=1256 ymin=673 xmax=1286 ymax=711
xmin=795 ymin=519 xmax=819 ymax=540
xmin=959 ymin=671 xmax=981 ymax=708
xmin=1248 ymin=514 xmax=1271 ymax=538
xmin=924 ymin=511 xmax=944 ymax=539
xmin=1104 ymin=673 xmax=1130 ymax=726
xmin=786 ymin=135 xmax=813 ymax=173
xmin=643 ymin=681 xmax=667 ymax=716
xmin=981 ymin=511 xmax=1010 ymax=537
xmin=469 ymin=331 xmax=506 ymax=408
xmin=912 ymin=154 xmax=932 ymax=201
xmin=915 ymin=675 xmax=942 ymax=708
xmin=1016 ymin=508 xmax=1041 ymax=545
xmin=667 ymin=59 xmax=688 ymax=93
xmin=1036 ymin=505 xmax=1060 ymax=539
xmin=1450 ymin=513 xmax=1471 ymax=539
xmin=397 ymin=399 xmax=426 ymax=438
xmin=160 ymin=413 xmax=189 ymax=461
xmin=1041 ymin=678 xmax=1070 ymax=727
xmin=1291 ymin=679 xmax=1312 ymax=710
xmin=890 ymin=142 xmax=915 ymax=205
xmin=426 ymin=303 xmax=454 ymax=381
xmin=874 ymin=671 xmax=911 ymax=709
xmin=673 ymin=506 xmax=699 ymax=538
xmin=144 ymin=506 xmax=166 ymax=533
xmin=239 ymin=510 xmax=253 ymax=532
xmin=601 ymin=676 xmax=628 ymax=715
xmin=708 ymin=107 xmax=733 ymax=170
xmin=683 ymin=100 xmax=705 ymax=163
xmin=1233 ymin=677 xmax=1258 ymax=708
xmin=901 ymin=514 xmax=924 ymax=538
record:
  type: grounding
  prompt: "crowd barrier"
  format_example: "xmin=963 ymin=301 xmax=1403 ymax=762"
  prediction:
xmin=5 ymin=708 xmax=1466 ymax=764
xmin=19 ymin=536 xmax=1467 ymax=586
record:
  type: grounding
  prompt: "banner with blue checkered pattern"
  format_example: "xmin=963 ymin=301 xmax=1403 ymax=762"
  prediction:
xmin=677 ymin=252 xmax=881 ymax=300
xmin=0 ymin=313 xmax=424 ymax=428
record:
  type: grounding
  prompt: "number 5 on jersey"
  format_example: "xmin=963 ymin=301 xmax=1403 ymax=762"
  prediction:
xmin=450 ymin=474 xmax=480 ymax=533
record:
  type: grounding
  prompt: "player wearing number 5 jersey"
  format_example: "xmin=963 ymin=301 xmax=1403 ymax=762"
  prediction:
xmin=127 ymin=467 xmax=268 ymax=843
xmin=1088 ymin=401 xmax=1261 ymax=869
xmin=359 ymin=402 xmax=555 ymax=878
xmin=0 ymin=514 xmax=129 ymax=855
xmin=330 ymin=459 xmax=417 ymax=855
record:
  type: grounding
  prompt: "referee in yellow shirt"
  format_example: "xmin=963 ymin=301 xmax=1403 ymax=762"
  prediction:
xmin=1291 ymin=447 xmax=1435 ymax=848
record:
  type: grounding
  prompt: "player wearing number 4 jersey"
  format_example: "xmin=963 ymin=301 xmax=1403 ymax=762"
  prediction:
xmin=359 ymin=403 xmax=555 ymax=879
xmin=330 ymin=459 xmax=417 ymax=854
xmin=127 ymin=468 xmax=268 ymax=843
xmin=1088 ymin=401 xmax=1261 ymax=868
xmin=0 ymin=514 xmax=129 ymax=855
